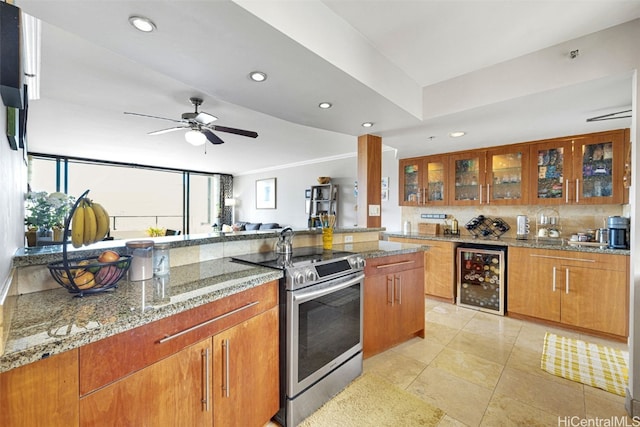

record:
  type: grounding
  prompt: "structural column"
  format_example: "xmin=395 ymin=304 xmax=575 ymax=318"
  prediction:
xmin=357 ymin=134 xmax=381 ymax=228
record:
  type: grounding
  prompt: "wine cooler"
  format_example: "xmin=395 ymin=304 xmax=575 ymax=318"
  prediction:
xmin=456 ymin=244 xmax=507 ymax=315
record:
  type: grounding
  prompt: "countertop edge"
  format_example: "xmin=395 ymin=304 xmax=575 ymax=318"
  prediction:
xmin=381 ymin=232 xmax=630 ymax=256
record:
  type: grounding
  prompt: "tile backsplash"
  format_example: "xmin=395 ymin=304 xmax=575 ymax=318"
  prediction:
xmin=401 ymin=204 xmax=627 ymax=240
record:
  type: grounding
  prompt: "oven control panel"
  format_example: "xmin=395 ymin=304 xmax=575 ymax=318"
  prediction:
xmin=286 ymin=254 xmax=365 ymax=289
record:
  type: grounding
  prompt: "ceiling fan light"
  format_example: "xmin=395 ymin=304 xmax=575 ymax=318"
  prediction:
xmin=185 ymin=130 xmax=206 ymax=146
xmin=128 ymin=16 xmax=156 ymax=33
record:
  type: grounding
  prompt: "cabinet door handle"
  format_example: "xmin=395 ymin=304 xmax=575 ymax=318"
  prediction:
xmin=575 ymin=179 xmax=580 ymax=203
xmin=552 ymin=266 xmax=557 ymax=292
xmin=479 ymin=184 xmax=483 ymax=204
xmin=387 ymin=276 xmax=394 ymax=306
xmin=159 ymin=301 xmax=259 ymax=343
xmin=565 ymin=268 xmax=570 ymax=294
xmin=202 ymin=348 xmax=210 ymax=411
xmin=486 ymin=184 xmax=491 ymax=204
xmin=530 ymin=254 xmax=595 ymax=263
xmin=223 ymin=338 xmax=230 ymax=398
xmin=394 ymin=275 xmax=402 ymax=304
xmin=566 ymin=179 xmax=570 ymax=203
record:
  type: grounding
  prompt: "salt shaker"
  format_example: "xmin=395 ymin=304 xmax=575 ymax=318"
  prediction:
xmin=126 ymin=240 xmax=154 ymax=281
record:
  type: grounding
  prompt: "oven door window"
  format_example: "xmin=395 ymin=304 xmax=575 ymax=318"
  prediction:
xmin=292 ymin=280 xmax=362 ymax=391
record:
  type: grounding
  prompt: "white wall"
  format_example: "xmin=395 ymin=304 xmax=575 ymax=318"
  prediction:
xmin=0 ymin=110 xmax=27 ymax=292
xmin=233 ymin=148 xmax=401 ymax=230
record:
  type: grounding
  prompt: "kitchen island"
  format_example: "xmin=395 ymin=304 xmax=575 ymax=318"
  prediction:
xmin=1 ymin=229 xmax=427 ymax=427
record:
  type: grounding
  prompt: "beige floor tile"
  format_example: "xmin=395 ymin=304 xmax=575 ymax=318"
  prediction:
xmin=428 ymin=303 xmax=477 ymax=330
xmin=584 ymin=387 xmax=630 ymax=418
xmin=425 ymin=321 xmax=462 ymax=346
xmin=407 ymin=366 xmax=493 ymax=427
xmin=363 ymin=349 xmax=427 ymax=389
xmin=437 ymin=415 xmax=469 ymax=427
xmin=447 ymin=329 xmax=515 ymax=365
xmin=393 ymin=335 xmax=445 ymax=365
xmin=495 ymin=366 xmax=585 ymax=417
xmin=480 ymin=393 xmax=559 ymax=427
xmin=431 ymin=347 xmax=504 ymax=389
xmin=461 ymin=311 xmax=522 ymax=343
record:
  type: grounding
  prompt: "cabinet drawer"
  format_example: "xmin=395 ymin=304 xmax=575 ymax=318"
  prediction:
xmin=526 ymin=249 xmax=628 ymax=272
xmin=79 ymin=280 xmax=277 ymax=396
xmin=365 ymin=252 xmax=423 ymax=276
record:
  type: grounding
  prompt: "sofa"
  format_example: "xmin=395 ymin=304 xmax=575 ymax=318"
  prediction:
xmin=234 ymin=222 xmax=282 ymax=231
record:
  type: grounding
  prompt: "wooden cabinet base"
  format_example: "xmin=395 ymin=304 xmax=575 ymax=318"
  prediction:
xmin=1 ymin=350 xmax=79 ymax=427
xmin=507 ymin=312 xmax=627 ymax=343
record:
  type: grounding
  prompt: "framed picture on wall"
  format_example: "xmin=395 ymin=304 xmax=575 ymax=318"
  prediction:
xmin=256 ymin=177 xmax=277 ymax=209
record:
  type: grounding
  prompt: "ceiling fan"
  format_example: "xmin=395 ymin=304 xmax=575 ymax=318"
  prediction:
xmin=124 ymin=97 xmax=258 ymax=146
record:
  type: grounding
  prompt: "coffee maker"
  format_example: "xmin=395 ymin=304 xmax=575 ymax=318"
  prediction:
xmin=607 ymin=216 xmax=629 ymax=249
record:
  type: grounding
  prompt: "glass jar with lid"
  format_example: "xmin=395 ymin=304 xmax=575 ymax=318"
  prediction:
xmin=153 ymin=242 xmax=171 ymax=276
xmin=126 ymin=240 xmax=154 ymax=281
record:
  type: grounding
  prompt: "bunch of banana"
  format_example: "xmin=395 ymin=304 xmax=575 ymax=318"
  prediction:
xmin=71 ymin=198 xmax=111 ymax=248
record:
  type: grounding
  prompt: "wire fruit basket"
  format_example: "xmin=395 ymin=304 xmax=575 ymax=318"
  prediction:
xmin=47 ymin=189 xmax=131 ymax=297
xmin=48 ymin=255 xmax=131 ymax=294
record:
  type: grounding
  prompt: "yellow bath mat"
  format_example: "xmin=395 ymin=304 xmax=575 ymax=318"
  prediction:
xmin=541 ymin=332 xmax=628 ymax=396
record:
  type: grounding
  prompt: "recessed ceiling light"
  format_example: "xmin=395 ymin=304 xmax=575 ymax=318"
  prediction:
xmin=449 ymin=131 xmax=466 ymax=138
xmin=128 ymin=16 xmax=156 ymax=33
xmin=249 ymin=71 xmax=267 ymax=82
xmin=361 ymin=122 xmax=374 ymax=128
xmin=318 ymin=102 xmax=332 ymax=109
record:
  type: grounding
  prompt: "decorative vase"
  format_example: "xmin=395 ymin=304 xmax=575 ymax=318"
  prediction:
xmin=25 ymin=229 xmax=37 ymax=247
xmin=52 ymin=227 xmax=64 ymax=242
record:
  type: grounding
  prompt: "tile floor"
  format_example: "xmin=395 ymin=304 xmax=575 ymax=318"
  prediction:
xmin=363 ymin=298 xmax=631 ymax=426
xmin=270 ymin=297 xmax=632 ymax=426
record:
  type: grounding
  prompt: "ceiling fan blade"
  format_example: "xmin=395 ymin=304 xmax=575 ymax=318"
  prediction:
xmin=148 ymin=126 xmax=188 ymax=135
xmin=124 ymin=111 xmax=185 ymax=123
xmin=209 ymin=125 xmax=258 ymax=139
xmin=195 ymin=111 xmax=218 ymax=125
xmin=202 ymin=129 xmax=225 ymax=145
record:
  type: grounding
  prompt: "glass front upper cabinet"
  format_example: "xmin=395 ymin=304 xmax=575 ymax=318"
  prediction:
xmin=574 ymin=131 xmax=625 ymax=204
xmin=486 ymin=146 xmax=529 ymax=205
xmin=425 ymin=155 xmax=448 ymax=205
xmin=529 ymin=139 xmax=573 ymax=205
xmin=448 ymin=152 xmax=486 ymax=205
xmin=399 ymin=158 xmax=422 ymax=206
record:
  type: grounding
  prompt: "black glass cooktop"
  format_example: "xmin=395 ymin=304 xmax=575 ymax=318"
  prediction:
xmin=231 ymin=247 xmax=353 ymax=270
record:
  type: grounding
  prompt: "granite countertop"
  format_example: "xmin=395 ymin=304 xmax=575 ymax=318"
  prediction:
xmin=1 ymin=259 xmax=282 ymax=373
xmin=1 ymin=239 xmax=420 ymax=373
xmin=382 ymin=231 xmax=631 ymax=256
xmin=12 ymin=227 xmax=385 ymax=268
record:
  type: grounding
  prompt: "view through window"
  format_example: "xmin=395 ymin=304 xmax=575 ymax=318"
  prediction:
xmin=28 ymin=155 xmax=230 ymax=240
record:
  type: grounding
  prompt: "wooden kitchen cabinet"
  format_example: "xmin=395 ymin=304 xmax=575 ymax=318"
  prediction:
xmin=80 ymin=339 xmax=213 ymax=427
xmin=449 ymin=150 xmax=487 ymax=205
xmin=388 ymin=237 xmax=456 ymax=302
xmin=364 ymin=252 xmax=425 ymax=358
xmin=399 ymin=155 xmax=449 ymax=206
xmin=508 ymin=247 xmax=629 ymax=338
xmin=399 ymin=157 xmax=424 ymax=206
xmin=0 ymin=349 xmax=79 ymax=427
xmin=486 ymin=144 xmax=530 ymax=205
xmin=449 ymin=146 xmax=529 ymax=206
xmin=78 ymin=281 xmax=279 ymax=427
xmin=529 ymin=129 xmax=627 ymax=205
xmin=213 ymin=307 xmax=279 ymax=427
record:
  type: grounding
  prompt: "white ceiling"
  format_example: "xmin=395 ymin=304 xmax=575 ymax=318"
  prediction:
xmin=15 ymin=0 xmax=640 ymax=175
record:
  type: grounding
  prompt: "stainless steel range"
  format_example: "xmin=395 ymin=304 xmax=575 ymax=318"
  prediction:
xmin=232 ymin=247 xmax=365 ymax=426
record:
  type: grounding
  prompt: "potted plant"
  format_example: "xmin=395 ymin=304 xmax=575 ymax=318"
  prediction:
xmin=25 ymin=191 xmax=75 ymax=245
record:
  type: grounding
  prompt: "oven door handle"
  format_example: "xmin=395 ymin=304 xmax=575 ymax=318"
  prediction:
xmin=292 ymin=274 xmax=364 ymax=304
